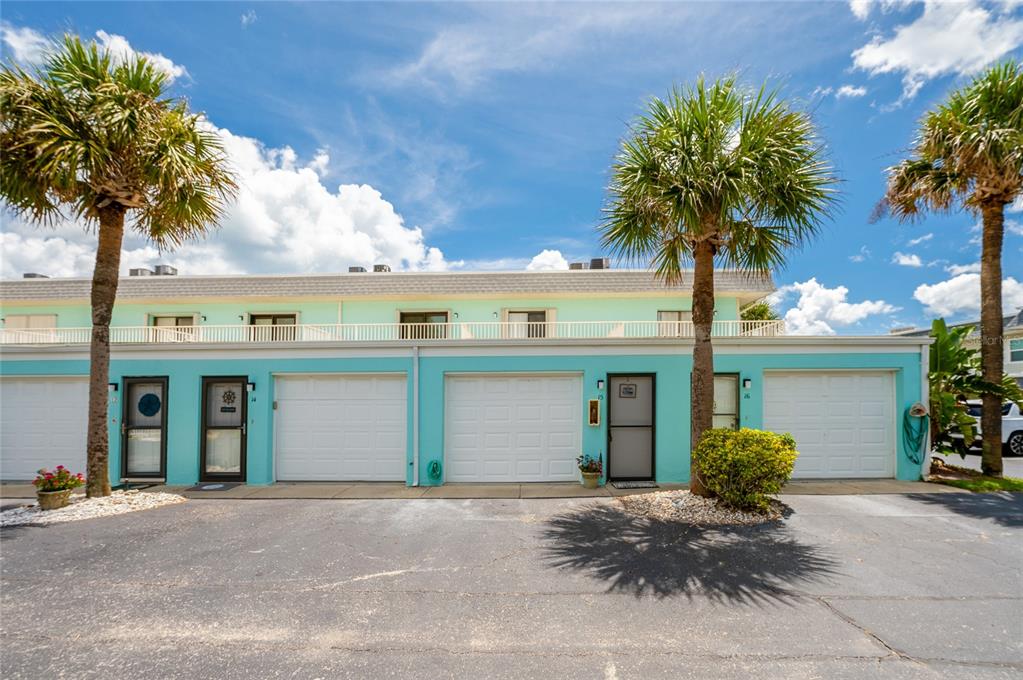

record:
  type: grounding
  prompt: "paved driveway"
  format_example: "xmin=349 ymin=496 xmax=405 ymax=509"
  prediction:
xmin=2 ymin=493 xmax=1020 ymax=679
xmin=941 ymin=450 xmax=1023 ymax=477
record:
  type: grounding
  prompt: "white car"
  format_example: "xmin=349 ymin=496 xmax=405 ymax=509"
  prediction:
xmin=957 ymin=401 xmax=1023 ymax=456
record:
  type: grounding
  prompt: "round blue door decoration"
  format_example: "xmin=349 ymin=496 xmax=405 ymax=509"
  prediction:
xmin=138 ymin=392 xmax=162 ymax=417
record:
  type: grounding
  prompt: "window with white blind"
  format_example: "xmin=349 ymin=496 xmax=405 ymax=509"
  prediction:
xmin=4 ymin=314 xmax=57 ymax=329
xmin=657 ymin=310 xmax=691 ymax=336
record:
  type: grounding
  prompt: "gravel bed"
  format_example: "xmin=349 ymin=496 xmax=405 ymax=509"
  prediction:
xmin=0 ymin=490 xmax=186 ymax=527
xmin=617 ymin=490 xmax=784 ymax=525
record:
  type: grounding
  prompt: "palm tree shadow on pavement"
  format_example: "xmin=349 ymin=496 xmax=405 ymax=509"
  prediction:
xmin=907 ymin=492 xmax=1023 ymax=528
xmin=541 ymin=503 xmax=838 ymax=604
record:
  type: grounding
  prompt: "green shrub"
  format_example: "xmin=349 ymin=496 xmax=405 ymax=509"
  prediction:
xmin=693 ymin=428 xmax=798 ymax=511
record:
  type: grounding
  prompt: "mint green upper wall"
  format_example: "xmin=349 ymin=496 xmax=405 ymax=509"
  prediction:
xmin=1 ymin=295 xmax=740 ymax=327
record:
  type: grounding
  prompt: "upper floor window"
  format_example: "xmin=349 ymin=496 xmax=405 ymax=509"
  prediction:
xmin=4 ymin=314 xmax=57 ymax=330
xmin=1010 ymin=338 xmax=1023 ymax=363
xmin=250 ymin=314 xmax=297 ymax=341
xmin=400 ymin=311 xmax=448 ymax=339
xmin=152 ymin=315 xmax=194 ymax=327
xmin=657 ymin=310 xmax=691 ymax=336
xmin=507 ymin=310 xmax=547 ymax=338
xmin=150 ymin=315 xmax=196 ymax=341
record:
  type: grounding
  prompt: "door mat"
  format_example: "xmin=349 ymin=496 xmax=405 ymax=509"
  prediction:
xmin=186 ymin=483 xmax=244 ymax=491
xmin=611 ymin=481 xmax=659 ymax=489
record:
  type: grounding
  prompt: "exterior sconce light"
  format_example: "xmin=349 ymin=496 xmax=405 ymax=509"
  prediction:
xmin=597 ymin=379 xmax=605 ymax=390
xmin=246 ymin=381 xmax=256 ymax=392
xmin=492 ymin=311 xmax=499 ymax=318
xmin=453 ymin=312 xmax=459 ymax=319
xmin=108 ymin=382 xmax=118 ymax=391
xmin=201 ymin=315 xmax=207 ymax=321
xmin=742 ymin=378 xmax=752 ymax=389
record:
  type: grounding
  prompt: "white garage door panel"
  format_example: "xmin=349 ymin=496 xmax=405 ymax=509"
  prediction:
xmin=275 ymin=375 xmax=407 ymax=481
xmin=1 ymin=378 xmax=88 ymax=480
xmin=445 ymin=375 xmax=582 ymax=482
xmin=764 ymin=371 xmax=895 ymax=479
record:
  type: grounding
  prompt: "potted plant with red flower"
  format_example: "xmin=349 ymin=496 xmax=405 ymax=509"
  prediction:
xmin=577 ymin=454 xmax=603 ymax=489
xmin=33 ymin=466 xmax=85 ymax=510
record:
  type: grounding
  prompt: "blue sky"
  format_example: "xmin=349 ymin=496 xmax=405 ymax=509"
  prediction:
xmin=1 ymin=1 xmax=1022 ymax=334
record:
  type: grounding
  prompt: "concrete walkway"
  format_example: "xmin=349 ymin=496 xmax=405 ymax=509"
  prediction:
xmin=0 ymin=479 xmax=963 ymax=501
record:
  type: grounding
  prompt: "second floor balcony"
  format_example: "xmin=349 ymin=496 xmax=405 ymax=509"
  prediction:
xmin=0 ymin=319 xmax=785 ymax=346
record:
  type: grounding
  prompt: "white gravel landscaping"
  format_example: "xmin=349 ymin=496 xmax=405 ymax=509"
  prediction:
xmin=0 ymin=490 xmax=186 ymax=527
xmin=617 ymin=489 xmax=784 ymax=525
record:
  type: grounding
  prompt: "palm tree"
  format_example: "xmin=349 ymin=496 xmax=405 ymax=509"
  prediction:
xmin=600 ymin=76 xmax=836 ymax=496
xmin=883 ymin=61 xmax=1023 ymax=477
xmin=1 ymin=35 xmax=236 ymax=496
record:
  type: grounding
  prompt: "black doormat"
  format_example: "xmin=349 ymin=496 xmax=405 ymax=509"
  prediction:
xmin=611 ymin=481 xmax=659 ymax=489
xmin=186 ymin=482 xmax=244 ymax=491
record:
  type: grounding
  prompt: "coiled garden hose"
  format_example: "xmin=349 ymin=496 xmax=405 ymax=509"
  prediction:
xmin=903 ymin=409 xmax=929 ymax=465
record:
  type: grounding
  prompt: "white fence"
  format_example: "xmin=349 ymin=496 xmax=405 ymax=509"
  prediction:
xmin=0 ymin=320 xmax=785 ymax=345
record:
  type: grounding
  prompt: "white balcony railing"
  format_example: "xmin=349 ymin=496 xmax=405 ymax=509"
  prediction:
xmin=0 ymin=320 xmax=784 ymax=346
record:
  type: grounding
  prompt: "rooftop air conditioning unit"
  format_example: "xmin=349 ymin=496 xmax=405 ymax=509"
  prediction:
xmin=348 ymin=266 xmax=367 ymax=273
xmin=129 ymin=268 xmax=154 ymax=277
xmin=568 ymin=262 xmax=589 ymax=270
xmin=589 ymin=257 xmax=610 ymax=270
xmin=373 ymin=264 xmax=391 ymax=273
xmin=22 ymin=273 xmax=49 ymax=279
xmin=153 ymin=264 xmax=178 ymax=276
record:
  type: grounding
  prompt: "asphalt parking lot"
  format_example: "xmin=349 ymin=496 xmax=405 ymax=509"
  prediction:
xmin=2 ymin=492 xmax=1021 ymax=679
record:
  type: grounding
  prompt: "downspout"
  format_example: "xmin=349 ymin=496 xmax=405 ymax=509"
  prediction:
xmin=412 ymin=344 xmax=420 ymax=486
xmin=921 ymin=340 xmax=931 ymax=475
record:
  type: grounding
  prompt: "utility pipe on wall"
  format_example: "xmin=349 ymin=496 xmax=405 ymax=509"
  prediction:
xmin=412 ymin=344 xmax=420 ymax=486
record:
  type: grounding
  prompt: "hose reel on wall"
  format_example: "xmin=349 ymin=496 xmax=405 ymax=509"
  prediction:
xmin=427 ymin=460 xmax=443 ymax=482
xmin=903 ymin=402 xmax=929 ymax=465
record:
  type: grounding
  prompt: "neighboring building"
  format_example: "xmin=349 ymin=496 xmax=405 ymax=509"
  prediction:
xmin=0 ymin=267 xmax=930 ymax=486
xmin=892 ymin=310 xmax=1023 ymax=387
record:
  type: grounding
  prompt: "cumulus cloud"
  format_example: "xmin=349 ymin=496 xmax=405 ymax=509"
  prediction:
xmin=770 ymin=278 xmax=898 ymax=335
xmin=849 ymin=0 xmax=915 ymax=21
xmin=525 ymin=249 xmax=569 ymax=271
xmin=907 ymin=232 xmax=933 ymax=246
xmin=1 ymin=121 xmax=454 ymax=277
xmin=852 ymin=1 xmax=1023 ymax=103
xmin=241 ymin=10 xmax=258 ymax=27
xmin=0 ymin=22 xmax=51 ymax=64
xmin=892 ymin=251 xmax=923 ymax=267
xmin=835 ymin=84 xmax=868 ymax=98
xmin=946 ymin=262 xmax=982 ymax=275
xmin=0 ymin=23 xmax=188 ymax=84
xmin=914 ymin=273 xmax=1023 ymax=316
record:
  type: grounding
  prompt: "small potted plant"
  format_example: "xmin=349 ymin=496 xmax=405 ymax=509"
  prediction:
xmin=33 ymin=466 xmax=85 ymax=511
xmin=577 ymin=454 xmax=603 ymax=489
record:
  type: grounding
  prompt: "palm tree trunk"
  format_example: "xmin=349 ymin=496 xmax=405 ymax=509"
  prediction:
xmin=979 ymin=200 xmax=1005 ymax=477
xmin=85 ymin=205 xmax=126 ymax=498
xmin=690 ymin=238 xmax=715 ymax=497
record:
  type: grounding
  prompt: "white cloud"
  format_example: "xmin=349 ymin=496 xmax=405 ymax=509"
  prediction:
xmin=0 ymin=22 xmax=51 ymax=64
xmin=241 ymin=10 xmax=258 ymax=27
xmin=848 ymin=245 xmax=871 ymax=262
xmin=914 ymin=273 xmax=1023 ymax=316
xmin=852 ymin=1 xmax=1023 ymax=103
xmin=1 ymin=121 xmax=455 ymax=277
xmin=0 ymin=23 xmax=187 ymax=84
xmin=946 ymin=262 xmax=981 ymax=275
xmin=835 ymin=84 xmax=868 ymax=98
xmin=892 ymin=251 xmax=923 ymax=267
xmin=769 ymin=278 xmax=898 ymax=335
xmin=907 ymin=232 xmax=933 ymax=246
xmin=525 ymin=249 xmax=569 ymax=271
xmin=849 ymin=0 xmax=916 ymax=21
xmin=95 ymin=30 xmax=188 ymax=83
xmin=850 ymin=0 xmax=873 ymax=20
xmin=1007 ymin=219 xmax=1023 ymax=236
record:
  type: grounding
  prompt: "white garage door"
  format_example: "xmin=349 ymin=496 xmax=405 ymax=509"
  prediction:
xmin=274 ymin=374 xmax=407 ymax=481
xmin=763 ymin=371 xmax=896 ymax=479
xmin=1 ymin=377 xmax=88 ymax=480
xmin=445 ymin=374 xmax=582 ymax=482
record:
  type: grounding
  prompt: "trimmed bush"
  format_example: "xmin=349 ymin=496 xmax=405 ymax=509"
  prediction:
xmin=693 ymin=428 xmax=798 ymax=511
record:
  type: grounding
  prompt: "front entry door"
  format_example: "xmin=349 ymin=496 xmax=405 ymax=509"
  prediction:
xmin=608 ymin=375 xmax=655 ymax=480
xmin=201 ymin=377 xmax=247 ymax=482
xmin=122 ymin=377 xmax=168 ymax=479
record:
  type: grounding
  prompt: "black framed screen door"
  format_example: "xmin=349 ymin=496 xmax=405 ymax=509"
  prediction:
xmin=201 ymin=377 xmax=247 ymax=482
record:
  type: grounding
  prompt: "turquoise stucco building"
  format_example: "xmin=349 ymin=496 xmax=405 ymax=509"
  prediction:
xmin=0 ymin=268 xmax=930 ymax=486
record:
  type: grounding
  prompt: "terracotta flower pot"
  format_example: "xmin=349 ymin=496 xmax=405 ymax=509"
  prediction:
xmin=37 ymin=489 xmax=73 ymax=511
xmin=580 ymin=472 xmax=602 ymax=489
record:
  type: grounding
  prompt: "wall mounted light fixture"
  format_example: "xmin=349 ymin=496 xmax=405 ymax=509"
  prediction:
xmin=742 ymin=378 xmax=752 ymax=389
xmin=597 ymin=379 xmax=605 ymax=390
xmin=108 ymin=382 xmax=118 ymax=392
xmin=246 ymin=381 xmax=256 ymax=392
